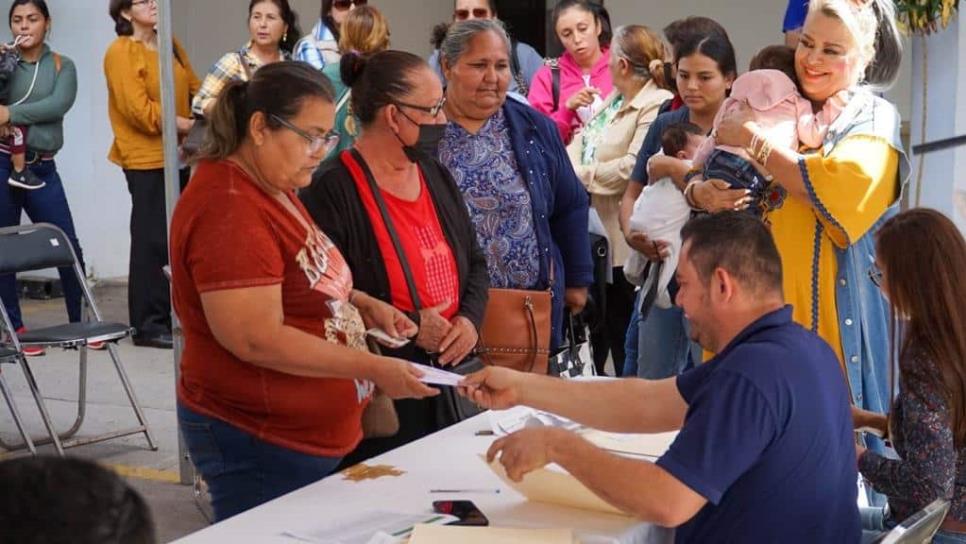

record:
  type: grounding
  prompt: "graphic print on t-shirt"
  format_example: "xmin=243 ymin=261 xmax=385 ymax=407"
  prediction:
xmin=415 ymin=225 xmax=459 ymax=311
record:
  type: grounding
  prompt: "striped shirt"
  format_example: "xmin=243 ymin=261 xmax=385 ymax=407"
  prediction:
xmin=293 ymin=20 xmax=340 ymax=71
xmin=191 ymin=42 xmax=289 ymax=116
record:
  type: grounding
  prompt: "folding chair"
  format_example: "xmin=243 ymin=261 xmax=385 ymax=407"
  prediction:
xmin=872 ymin=499 xmax=951 ymax=544
xmin=0 ymin=346 xmax=36 ymax=455
xmin=0 ymin=223 xmax=157 ymax=456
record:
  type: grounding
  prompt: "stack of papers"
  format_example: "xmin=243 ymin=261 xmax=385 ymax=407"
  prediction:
xmin=281 ymin=511 xmax=457 ymax=544
xmin=483 ymin=455 xmax=629 ymax=517
xmin=410 ymin=525 xmax=575 ymax=543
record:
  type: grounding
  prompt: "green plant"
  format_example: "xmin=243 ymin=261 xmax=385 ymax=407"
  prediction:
xmin=895 ymin=0 xmax=960 ymax=35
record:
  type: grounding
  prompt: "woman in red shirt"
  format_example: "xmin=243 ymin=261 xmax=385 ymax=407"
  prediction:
xmin=170 ymin=61 xmax=437 ymax=522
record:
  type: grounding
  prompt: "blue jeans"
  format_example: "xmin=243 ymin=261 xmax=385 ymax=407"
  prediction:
xmin=177 ymin=403 xmax=342 ymax=522
xmin=622 ymin=290 xmax=698 ymax=379
xmin=0 ymin=156 xmax=85 ymax=330
xmin=861 ymin=506 xmax=966 ymax=543
xmin=704 ymin=149 xmax=769 ymax=217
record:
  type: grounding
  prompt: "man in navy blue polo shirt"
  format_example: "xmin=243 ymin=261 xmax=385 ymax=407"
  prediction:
xmin=460 ymin=212 xmax=861 ymax=543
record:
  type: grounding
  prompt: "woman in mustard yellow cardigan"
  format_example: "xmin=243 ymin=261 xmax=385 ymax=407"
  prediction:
xmin=104 ymin=0 xmax=200 ymax=349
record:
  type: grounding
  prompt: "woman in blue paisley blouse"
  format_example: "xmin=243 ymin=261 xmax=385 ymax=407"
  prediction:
xmin=437 ymin=19 xmax=593 ymax=350
xmin=853 ymin=209 xmax=966 ymax=543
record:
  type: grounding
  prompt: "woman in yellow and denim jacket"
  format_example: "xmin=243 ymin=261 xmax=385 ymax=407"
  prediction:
xmin=687 ymin=0 xmax=909 ymax=423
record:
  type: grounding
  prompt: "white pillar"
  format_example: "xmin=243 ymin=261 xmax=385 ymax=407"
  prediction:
xmin=908 ymin=14 xmax=966 ymax=232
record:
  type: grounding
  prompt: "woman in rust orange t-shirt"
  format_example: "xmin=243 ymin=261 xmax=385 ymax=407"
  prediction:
xmin=170 ymin=61 xmax=437 ymax=522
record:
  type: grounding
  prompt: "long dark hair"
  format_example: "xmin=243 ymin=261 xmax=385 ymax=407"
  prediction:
xmin=249 ymin=0 xmax=301 ymax=54
xmin=877 ymin=209 xmax=966 ymax=448
xmin=551 ymin=0 xmax=612 ymax=49
xmin=674 ymin=32 xmax=737 ymax=80
xmin=321 ymin=0 xmax=341 ymax=41
xmin=108 ymin=0 xmax=135 ymax=36
xmin=8 ymin=0 xmax=49 ymax=26
xmin=201 ymin=61 xmax=335 ymax=161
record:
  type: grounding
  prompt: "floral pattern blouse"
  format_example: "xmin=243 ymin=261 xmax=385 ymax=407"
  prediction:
xmin=438 ymin=109 xmax=540 ymax=290
xmin=859 ymin=352 xmax=966 ymax=523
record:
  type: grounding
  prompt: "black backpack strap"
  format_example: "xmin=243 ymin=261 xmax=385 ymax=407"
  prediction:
xmin=545 ymin=57 xmax=561 ymax=112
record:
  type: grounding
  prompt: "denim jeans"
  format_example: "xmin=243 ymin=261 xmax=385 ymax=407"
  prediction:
xmin=177 ymin=403 xmax=342 ymax=522
xmin=622 ymin=294 xmax=642 ymax=377
xmin=704 ymin=149 xmax=769 ymax=217
xmin=0 ymin=155 xmax=85 ymax=330
xmin=623 ymin=291 xmax=699 ymax=379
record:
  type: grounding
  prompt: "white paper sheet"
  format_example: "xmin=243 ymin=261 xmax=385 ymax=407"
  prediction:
xmin=281 ymin=511 xmax=457 ymax=544
xmin=412 ymin=363 xmax=465 ymax=387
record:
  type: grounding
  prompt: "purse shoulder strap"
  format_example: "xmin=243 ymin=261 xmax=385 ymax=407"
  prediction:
xmin=237 ymin=51 xmax=254 ymax=81
xmin=343 ymin=149 xmax=424 ymax=311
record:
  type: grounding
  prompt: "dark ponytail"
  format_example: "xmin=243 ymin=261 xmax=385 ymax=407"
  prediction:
xmin=200 ymin=61 xmax=335 ymax=161
xmin=864 ymin=0 xmax=903 ymax=89
xmin=341 ymin=50 xmax=427 ymax=126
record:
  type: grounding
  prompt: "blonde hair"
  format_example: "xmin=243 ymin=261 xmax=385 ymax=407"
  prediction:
xmin=807 ymin=0 xmax=902 ymax=89
xmin=337 ymin=5 xmax=390 ymax=56
xmin=611 ymin=25 xmax=669 ymax=87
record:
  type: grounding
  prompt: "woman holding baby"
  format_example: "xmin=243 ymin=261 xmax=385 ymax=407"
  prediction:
xmin=691 ymin=0 xmax=908 ymax=419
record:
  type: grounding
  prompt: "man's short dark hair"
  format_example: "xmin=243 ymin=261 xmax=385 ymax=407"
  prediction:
xmin=0 ymin=456 xmax=157 ymax=544
xmin=661 ymin=122 xmax=703 ymax=158
xmin=681 ymin=212 xmax=783 ymax=296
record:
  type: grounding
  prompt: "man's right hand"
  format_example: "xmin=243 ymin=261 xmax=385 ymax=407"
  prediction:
xmin=458 ymin=367 xmax=528 ymax=410
xmin=371 ymin=358 xmax=439 ymax=400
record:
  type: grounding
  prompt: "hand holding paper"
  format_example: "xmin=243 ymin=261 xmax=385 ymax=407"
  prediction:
xmin=457 ymin=366 xmax=526 ymax=410
xmin=412 ymin=363 xmax=464 ymax=387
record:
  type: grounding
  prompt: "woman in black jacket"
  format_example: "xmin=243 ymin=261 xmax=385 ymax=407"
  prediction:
xmin=301 ymin=50 xmax=488 ymax=461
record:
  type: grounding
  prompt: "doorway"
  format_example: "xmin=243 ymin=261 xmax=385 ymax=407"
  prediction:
xmin=496 ymin=0 xmax=548 ymax=57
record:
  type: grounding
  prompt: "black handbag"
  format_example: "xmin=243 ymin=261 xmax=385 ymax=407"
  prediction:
xmin=549 ymin=311 xmax=596 ymax=379
xmin=355 ymin=151 xmax=483 ymax=425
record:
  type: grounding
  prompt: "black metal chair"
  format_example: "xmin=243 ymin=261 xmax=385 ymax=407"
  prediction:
xmin=0 ymin=223 xmax=157 ymax=456
xmin=872 ymin=499 xmax=951 ymax=544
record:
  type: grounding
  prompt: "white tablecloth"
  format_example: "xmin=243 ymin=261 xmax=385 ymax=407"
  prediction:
xmin=173 ymin=412 xmax=674 ymax=544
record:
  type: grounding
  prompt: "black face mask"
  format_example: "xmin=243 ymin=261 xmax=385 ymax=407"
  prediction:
xmin=394 ymin=109 xmax=447 ymax=163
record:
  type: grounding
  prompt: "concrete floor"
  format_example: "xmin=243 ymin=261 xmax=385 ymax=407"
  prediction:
xmin=0 ymin=283 xmax=209 ymax=543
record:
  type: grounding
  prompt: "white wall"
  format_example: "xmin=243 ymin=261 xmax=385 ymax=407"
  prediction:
xmin=909 ymin=16 xmax=966 ymax=232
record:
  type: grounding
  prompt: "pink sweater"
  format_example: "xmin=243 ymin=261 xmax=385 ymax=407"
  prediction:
xmin=528 ymin=49 xmax=613 ymax=143
xmin=694 ymin=69 xmax=847 ymax=167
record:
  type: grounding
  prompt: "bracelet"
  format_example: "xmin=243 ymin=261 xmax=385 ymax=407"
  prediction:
xmin=684 ymin=180 xmax=702 ymax=210
xmin=756 ymin=139 xmax=773 ymax=166
xmin=748 ymin=132 xmax=763 ymax=161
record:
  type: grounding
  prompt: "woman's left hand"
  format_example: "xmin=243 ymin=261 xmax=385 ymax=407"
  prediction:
xmin=352 ymin=291 xmax=418 ymax=344
xmin=716 ymin=100 xmax=757 ymax=148
xmin=564 ymin=287 xmax=589 ymax=315
xmin=0 ymin=106 xmax=10 ymax=126
xmin=437 ymin=316 xmax=478 ymax=367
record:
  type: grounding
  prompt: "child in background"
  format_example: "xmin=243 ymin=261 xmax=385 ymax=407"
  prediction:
xmin=624 ymin=123 xmax=705 ymax=312
xmin=0 ymin=35 xmax=44 ymax=190
xmin=689 ymin=45 xmax=845 ymax=216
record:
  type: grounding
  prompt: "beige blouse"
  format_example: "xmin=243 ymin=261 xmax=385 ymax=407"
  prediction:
xmin=567 ymin=80 xmax=673 ymax=267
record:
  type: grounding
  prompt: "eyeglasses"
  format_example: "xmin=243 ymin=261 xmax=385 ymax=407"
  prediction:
xmin=393 ymin=96 xmax=447 ymax=118
xmin=332 ymin=0 xmax=366 ymax=10
xmin=131 ymin=0 xmax=157 ymax=7
xmin=454 ymin=8 xmax=491 ymax=20
xmin=270 ymin=114 xmax=340 ymax=156
xmin=867 ymin=262 xmax=883 ymax=288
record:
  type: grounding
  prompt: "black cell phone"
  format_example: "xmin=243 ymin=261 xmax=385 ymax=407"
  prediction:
xmin=432 ymin=500 xmax=489 ymax=526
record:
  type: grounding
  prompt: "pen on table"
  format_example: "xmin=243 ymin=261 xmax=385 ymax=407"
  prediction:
xmin=429 ymin=488 xmax=501 ymax=494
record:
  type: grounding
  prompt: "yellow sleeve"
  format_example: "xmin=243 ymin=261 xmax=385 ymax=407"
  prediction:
xmin=174 ymin=39 xmax=202 ymax=96
xmin=104 ymin=39 xmax=162 ymax=136
xmin=801 ymin=135 xmax=900 ymax=248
